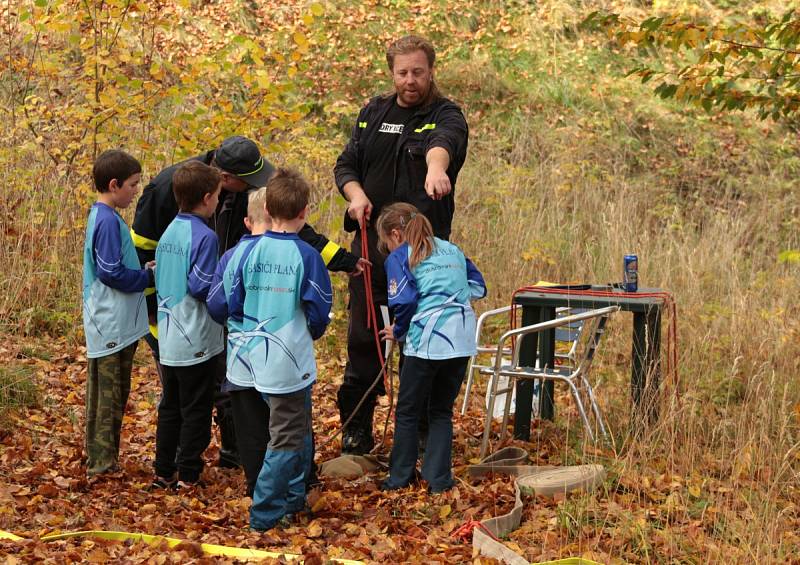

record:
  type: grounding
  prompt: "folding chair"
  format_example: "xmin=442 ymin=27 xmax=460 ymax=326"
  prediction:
xmin=479 ymin=305 xmax=620 ymax=459
xmin=554 ymin=307 xmax=587 ymax=368
xmin=461 ymin=306 xmax=585 ymax=417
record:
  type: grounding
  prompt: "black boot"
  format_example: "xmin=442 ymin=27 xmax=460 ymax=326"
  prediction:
xmin=342 ymin=427 xmax=375 ymax=455
xmin=216 ymin=402 xmax=241 ymax=468
xmin=342 ymin=397 xmax=376 ymax=455
xmin=214 ymin=353 xmax=241 ymax=469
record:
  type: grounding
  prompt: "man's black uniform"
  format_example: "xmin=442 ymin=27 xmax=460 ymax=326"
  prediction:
xmin=334 ymin=94 xmax=469 ymax=453
xmin=133 ymin=147 xmax=358 ymax=468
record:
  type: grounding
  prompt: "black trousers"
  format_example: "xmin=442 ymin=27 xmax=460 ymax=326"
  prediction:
xmin=230 ymin=386 xmax=317 ymax=498
xmin=385 ymin=356 xmax=468 ymax=492
xmin=154 ymin=356 xmax=218 ymax=482
xmin=230 ymin=387 xmax=268 ymax=496
xmin=145 ymin=332 xmax=236 ymax=454
xmin=337 ymin=229 xmax=387 ymax=436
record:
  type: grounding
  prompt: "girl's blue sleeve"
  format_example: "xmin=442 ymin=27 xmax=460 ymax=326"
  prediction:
xmin=299 ymin=244 xmax=333 ymax=340
xmin=94 ymin=214 xmax=151 ymax=292
xmin=465 ymin=257 xmax=487 ymax=299
xmin=206 ymin=252 xmax=230 ymax=325
xmin=385 ymin=251 xmax=418 ymax=341
xmin=227 ymin=253 xmax=247 ymax=324
xmin=188 ymin=231 xmax=218 ymax=301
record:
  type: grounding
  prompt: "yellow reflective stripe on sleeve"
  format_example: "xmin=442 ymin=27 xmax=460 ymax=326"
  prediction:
xmin=130 ymin=229 xmax=158 ymax=251
xmin=149 ymin=322 xmax=158 ymax=339
xmin=414 ymin=123 xmax=436 ymax=133
xmin=144 ymin=287 xmax=155 ymax=296
xmin=320 ymin=241 xmax=340 ymax=266
xmin=358 ymin=121 xmax=367 ymax=128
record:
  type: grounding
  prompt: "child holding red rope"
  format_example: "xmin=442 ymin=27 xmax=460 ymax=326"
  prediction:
xmin=377 ymin=203 xmax=486 ymax=493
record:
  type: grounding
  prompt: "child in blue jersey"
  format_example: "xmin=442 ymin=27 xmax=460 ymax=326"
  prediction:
xmin=377 ymin=203 xmax=486 ymax=493
xmin=216 ymin=168 xmax=331 ymax=530
xmin=82 ymin=150 xmax=154 ymax=478
xmin=207 ymin=187 xmax=270 ymax=496
xmin=152 ymin=161 xmax=224 ymax=488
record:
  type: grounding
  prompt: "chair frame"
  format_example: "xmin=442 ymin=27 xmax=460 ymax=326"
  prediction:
xmin=461 ymin=306 xmax=583 ymax=416
xmin=479 ymin=305 xmax=620 ymax=459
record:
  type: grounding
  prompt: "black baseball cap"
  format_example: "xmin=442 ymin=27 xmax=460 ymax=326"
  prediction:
xmin=215 ymin=136 xmax=275 ymax=188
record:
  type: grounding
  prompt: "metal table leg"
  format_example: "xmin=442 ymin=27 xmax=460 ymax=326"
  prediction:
xmin=631 ymin=306 xmax=662 ymax=427
xmin=514 ymin=305 xmax=556 ymax=440
xmin=538 ymin=306 xmax=556 ymax=422
xmin=645 ymin=307 xmax=661 ymax=425
xmin=513 ymin=306 xmax=538 ymax=441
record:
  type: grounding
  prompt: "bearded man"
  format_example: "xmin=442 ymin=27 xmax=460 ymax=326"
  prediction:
xmin=333 ymin=35 xmax=469 ymax=454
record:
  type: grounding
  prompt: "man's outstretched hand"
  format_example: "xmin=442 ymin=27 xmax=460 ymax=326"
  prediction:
xmin=424 ymin=167 xmax=452 ymax=200
xmin=424 ymin=147 xmax=452 ymax=201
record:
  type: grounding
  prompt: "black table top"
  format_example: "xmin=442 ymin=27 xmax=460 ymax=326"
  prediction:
xmin=514 ymin=286 xmax=666 ymax=313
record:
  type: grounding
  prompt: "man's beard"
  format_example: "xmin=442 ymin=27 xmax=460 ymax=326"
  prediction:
xmin=398 ymin=86 xmax=429 ymax=107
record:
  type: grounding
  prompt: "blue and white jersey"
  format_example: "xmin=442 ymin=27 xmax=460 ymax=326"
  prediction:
xmin=207 ymin=233 xmax=262 ymax=389
xmin=385 ymin=238 xmax=486 ymax=360
xmin=155 ymin=213 xmax=224 ymax=367
xmin=82 ymin=203 xmax=151 ymax=358
xmin=225 ymin=231 xmax=332 ymax=394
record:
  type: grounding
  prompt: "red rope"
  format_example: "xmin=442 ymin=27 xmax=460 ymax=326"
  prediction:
xmin=451 ymin=520 xmax=501 ymax=543
xmin=360 ymin=221 xmax=390 ymax=415
xmin=508 ymin=285 xmax=679 ymax=393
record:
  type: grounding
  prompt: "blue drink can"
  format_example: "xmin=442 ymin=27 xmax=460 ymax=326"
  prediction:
xmin=623 ymin=254 xmax=638 ymax=292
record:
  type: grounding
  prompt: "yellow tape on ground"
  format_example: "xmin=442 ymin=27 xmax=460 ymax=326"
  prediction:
xmin=534 ymin=557 xmax=602 ymax=565
xmin=1 ymin=529 xmax=362 ymax=563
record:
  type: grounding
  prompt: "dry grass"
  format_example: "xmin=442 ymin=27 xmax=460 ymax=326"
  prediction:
xmin=444 ymin=89 xmax=800 ymax=561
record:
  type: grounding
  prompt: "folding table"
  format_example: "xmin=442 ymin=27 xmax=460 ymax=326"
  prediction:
xmin=512 ymin=286 xmax=665 ymax=440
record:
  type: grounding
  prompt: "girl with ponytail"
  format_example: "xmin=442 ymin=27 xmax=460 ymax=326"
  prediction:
xmin=376 ymin=203 xmax=486 ymax=493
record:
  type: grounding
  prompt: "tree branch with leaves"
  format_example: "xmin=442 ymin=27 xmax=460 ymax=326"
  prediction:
xmin=583 ymin=9 xmax=800 ymax=120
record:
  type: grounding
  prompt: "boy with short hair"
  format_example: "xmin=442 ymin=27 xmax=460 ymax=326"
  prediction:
xmin=83 ymin=149 xmax=154 ymax=478
xmin=220 ymin=168 xmax=332 ymax=530
xmin=153 ymin=160 xmax=224 ymax=488
xmin=208 ymin=188 xmax=270 ymax=496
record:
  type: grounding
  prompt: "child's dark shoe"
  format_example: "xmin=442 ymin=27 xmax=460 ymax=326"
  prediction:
xmin=150 ymin=475 xmax=177 ymax=491
xmin=176 ymin=478 xmax=206 ymax=490
xmin=217 ymin=448 xmax=241 ymax=469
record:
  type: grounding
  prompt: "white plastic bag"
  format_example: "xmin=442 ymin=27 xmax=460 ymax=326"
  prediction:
xmin=484 ymin=371 xmax=540 ymax=419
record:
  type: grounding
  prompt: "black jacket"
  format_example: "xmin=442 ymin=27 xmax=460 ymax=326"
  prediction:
xmin=334 ymin=94 xmax=469 ymax=240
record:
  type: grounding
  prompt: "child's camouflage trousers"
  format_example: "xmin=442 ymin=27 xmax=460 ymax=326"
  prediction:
xmin=85 ymin=341 xmax=137 ymax=476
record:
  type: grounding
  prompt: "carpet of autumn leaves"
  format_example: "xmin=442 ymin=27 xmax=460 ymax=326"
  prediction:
xmin=3 ymin=321 xmax=796 ymax=564
xmin=0 ymin=327 xmax=600 ymax=564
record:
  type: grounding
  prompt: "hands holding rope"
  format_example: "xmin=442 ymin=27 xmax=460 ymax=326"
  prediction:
xmin=343 ymin=181 xmax=373 ymax=225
